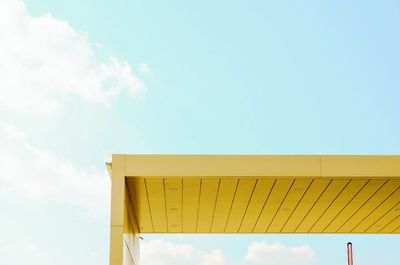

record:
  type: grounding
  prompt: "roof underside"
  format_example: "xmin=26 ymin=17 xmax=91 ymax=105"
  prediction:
xmin=117 ymin=155 xmax=400 ymax=234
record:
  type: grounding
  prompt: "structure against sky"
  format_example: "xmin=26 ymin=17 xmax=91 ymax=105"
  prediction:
xmin=1 ymin=1 xmax=400 ymax=265
xmin=107 ymin=155 xmax=400 ymax=265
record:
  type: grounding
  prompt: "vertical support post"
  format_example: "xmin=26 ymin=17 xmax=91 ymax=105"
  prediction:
xmin=109 ymin=155 xmax=140 ymax=265
xmin=347 ymin=242 xmax=353 ymax=265
xmin=110 ymin=155 xmax=125 ymax=265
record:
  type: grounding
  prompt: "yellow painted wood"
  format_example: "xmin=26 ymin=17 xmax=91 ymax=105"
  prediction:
xmin=124 ymin=185 xmax=139 ymax=233
xmin=182 ymin=179 xmax=201 ymax=232
xmin=296 ymin=179 xmax=349 ymax=232
xmin=324 ymin=179 xmax=386 ymax=233
xmin=352 ymin=187 xmax=400 ymax=233
xmin=123 ymin=197 xmax=140 ymax=265
xmin=165 ymin=179 xmax=182 ymax=232
xmin=268 ymin=179 xmax=312 ymax=232
xmin=338 ymin=180 xmax=400 ymax=233
xmin=110 ymin=155 xmax=400 ymax=265
xmin=124 ymin=155 xmax=321 ymax=177
xmin=124 ymin=155 xmax=400 ymax=178
xmin=197 ymin=179 xmax=220 ymax=232
xmin=379 ymin=215 xmax=400 ymax=233
xmin=310 ymin=179 xmax=368 ymax=233
xmin=321 ymin=156 xmax=400 ymax=177
xmin=123 ymin=176 xmax=400 ymax=234
xmin=365 ymin=202 xmax=400 ymax=233
xmin=109 ymin=155 xmax=125 ymax=265
xmin=211 ymin=179 xmax=238 ymax=232
xmin=253 ymin=179 xmax=294 ymax=232
xmin=282 ymin=179 xmax=331 ymax=233
xmin=239 ymin=179 xmax=274 ymax=232
xmin=110 ymin=154 xmax=125 ymax=226
xmin=145 ymin=178 xmax=167 ymax=232
xmin=113 ymin=155 xmax=400 ymax=235
xmin=225 ymin=179 xmax=257 ymax=232
xmin=110 ymin=226 xmax=124 ymax=265
xmin=126 ymin=178 xmax=153 ymax=232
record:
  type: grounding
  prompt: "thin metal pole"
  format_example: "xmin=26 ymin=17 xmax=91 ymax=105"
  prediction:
xmin=347 ymin=242 xmax=353 ymax=265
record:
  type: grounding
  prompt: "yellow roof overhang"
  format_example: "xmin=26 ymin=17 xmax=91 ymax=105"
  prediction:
xmin=108 ymin=155 xmax=400 ymax=234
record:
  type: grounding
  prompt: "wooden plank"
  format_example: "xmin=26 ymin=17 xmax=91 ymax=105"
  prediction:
xmin=225 ymin=179 xmax=257 ymax=232
xmin=253 ymin=179 xmax=293 ymax=232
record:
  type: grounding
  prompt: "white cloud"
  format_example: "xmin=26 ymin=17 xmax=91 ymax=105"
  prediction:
xmin=201 ymin=250 xmax=227 ymax=265
xmin=0 ymin=122 xmax=110 ymax=216
xmin=141 ymin=239 xmax=228 ymax=265
xmin=0 ymin=0 xmax=146 ymax=114
xmin=243 ymin=241 xmax=316 ymax=265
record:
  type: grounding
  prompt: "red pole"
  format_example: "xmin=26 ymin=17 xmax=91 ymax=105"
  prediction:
xmin=347 ymin=242 xmax=353 ymax=265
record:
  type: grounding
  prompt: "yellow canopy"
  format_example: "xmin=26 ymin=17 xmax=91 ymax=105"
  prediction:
xmin=109 ymin=155 xmax=400 ymax=234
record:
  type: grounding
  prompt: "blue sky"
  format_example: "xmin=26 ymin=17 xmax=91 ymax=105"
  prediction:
xmin=0 ymin=0 xmax=399 ymax=264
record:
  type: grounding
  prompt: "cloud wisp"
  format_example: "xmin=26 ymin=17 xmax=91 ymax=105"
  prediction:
xmin=243 ymin=241 xmax=316 ymax=265
xmin=141 ymin=239 xmax=316 ymax=265
xmin=0 ymin=0 xmax=145 ymax=115
xmin=0 ymin=122 xmax=110 ymax=216
xmin=141 ymin=239 xmax=228 ymax=265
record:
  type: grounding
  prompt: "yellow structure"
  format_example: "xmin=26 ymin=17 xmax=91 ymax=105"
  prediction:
xmin=107 ymin=155 xmax=400 ymax=265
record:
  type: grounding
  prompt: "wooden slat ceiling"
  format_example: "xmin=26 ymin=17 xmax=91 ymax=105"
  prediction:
xmin=126 ymin=177 xmax=400 ymax=234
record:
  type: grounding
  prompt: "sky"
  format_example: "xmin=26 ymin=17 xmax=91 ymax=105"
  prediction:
xmin=0 ymin=0 xmax=399 ymax=264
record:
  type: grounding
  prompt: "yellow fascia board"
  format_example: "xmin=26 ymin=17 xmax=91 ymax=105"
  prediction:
xmin=116 ymin=155 xmax=400 ymax=178
xmin=321 ymin=155 xmax=400 ymax=177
